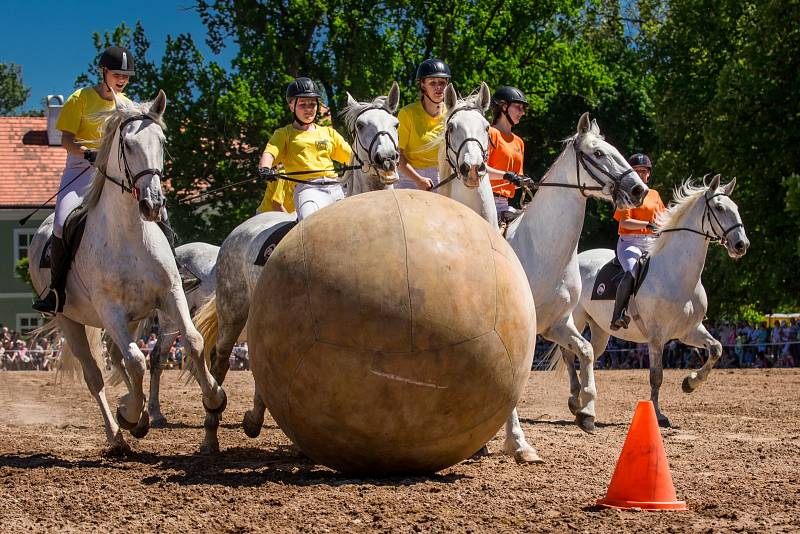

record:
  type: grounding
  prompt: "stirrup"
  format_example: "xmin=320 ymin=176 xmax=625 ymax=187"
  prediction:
xmin=610 ymin=312 xmax=630 ymax=331
xmin=181 ymin=276 xmax=201 ymax=293
xmin=32 ymin=289 xmax=62 ymax=316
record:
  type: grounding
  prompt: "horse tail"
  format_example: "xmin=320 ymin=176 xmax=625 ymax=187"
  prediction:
xmin=193 ymin=294 xmax=218 ymax=370
xmin=541 ymin=342 xmax=565 ymax=373
xmin=50 ymin=324 xmax=105 ymax=384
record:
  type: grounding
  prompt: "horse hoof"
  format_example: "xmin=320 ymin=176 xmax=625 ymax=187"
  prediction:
xmin=682 ymin=376 xmax=695 ymax=393
xmin=150 ymin=415 xmax=167 ymax=428
xmin=470 ymin=445 xmax=490 ymax=459
xmin=200 ymin=442 xmax=220 ymax=455
xmin=514 ymin=447 xmax=545 ymax=465
xmin=116 ymin=407 xmax=138 ymax=431
xmin=567 ymin=397 xmax=581 ymax=416
xmin=242 ymin=412 xmax=263 ymax=439
xmin=203 ymin=388 xmax=227 ymax=414
xmin=658 ymin=416 xmax=671 ymax=428
xmin=130 ymin=409 xmax=150 ymax=439
xmin=575 ymin=413 xmax=595 ymax=434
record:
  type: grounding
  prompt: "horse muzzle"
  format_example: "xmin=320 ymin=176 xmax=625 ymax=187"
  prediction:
xmin=726 ymin=235 xmax=750 ymax=259
xmin=139 ymin=198 xmax=163 ymax=222
xmin=459 ymin=161 xmax=486 ymax=189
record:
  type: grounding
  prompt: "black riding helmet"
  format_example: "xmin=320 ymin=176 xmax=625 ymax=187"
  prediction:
xmin=492 ymin=86 xmax=528 ymax=107
xmin=415 ymin=59 xmax=451 ymax=80
xmin=491 ymin=86 xmax=528 ymax=126
xmin=286 ymin=77 xmax=321 ymax=101
xmin=99 ymin=46 xmax=135 ymax=75
xmin=628 ymin=153 xmax=652 ymax=170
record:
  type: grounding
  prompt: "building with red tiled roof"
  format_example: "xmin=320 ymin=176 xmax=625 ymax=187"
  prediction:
xmin=1 ymin=96 xmax=66 ymax=332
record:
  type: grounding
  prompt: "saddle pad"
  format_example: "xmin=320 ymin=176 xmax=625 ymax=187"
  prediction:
xmin=254 ymin=220 xmax=298 ymax=266
xmin=591 ymin=255 xmax=650 ymax=301
xmin=39 ymin=206 xmax=88 ymax=268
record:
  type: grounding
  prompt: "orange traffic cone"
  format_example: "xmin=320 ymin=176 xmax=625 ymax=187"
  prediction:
xmin=597 ymin=400 xmax=687 ymax=511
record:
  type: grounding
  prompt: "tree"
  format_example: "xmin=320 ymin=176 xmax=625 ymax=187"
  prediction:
xmin=0 ymin=62 xmax=31 ymax=115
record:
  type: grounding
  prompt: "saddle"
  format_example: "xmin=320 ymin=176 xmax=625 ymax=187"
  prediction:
xmin=590 ymin=254 xmax=650 ymax=301
xmin=254 ymin=220 xmax=298 ymax=266
xmin=39 ymin=206 xmax=88 ymax=269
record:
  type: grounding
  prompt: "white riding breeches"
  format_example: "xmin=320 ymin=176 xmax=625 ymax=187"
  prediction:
xmin=294 ymin=180 xmax=345 ymax=221
xmin=616 ymin=235 xmax=657 ymax=274
xmin=54 ymin=154 xmax=93 ymax=238
xmin=396 ymin=166 xmax=439 ymax=190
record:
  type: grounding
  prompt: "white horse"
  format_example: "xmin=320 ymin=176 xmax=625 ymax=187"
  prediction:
xmin=566 ymin=176 xmax=749 ymax=426
xmin=438 ymin=105 xmax=649 ymax=462
xmin=193 ymin=83 xmax=402 ymax=453
xmin=28 ymin=91 xmax=225 ymax=453
xmin=148 ymin=242 xmax=219 ymax=426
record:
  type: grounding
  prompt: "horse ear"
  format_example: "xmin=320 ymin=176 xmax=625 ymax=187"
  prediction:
xmin=445 ymin=83 xmax=458 ymax=110
xmin=477 ymin=82 xmax=491 ymax=112
xmin=387 ymin=82 xmax=400 ymax=114
xmin=346 ymin=92 xmax=358 ymax=108
xmin=151 ymin=89 xmax=167 ymax=117
xmin=722 ymin=176 xmax=736 ymax=195
xmin=590 ymin=118 xmax=600 ymax=135
xmin=708 ymin=173 xmax=721 ymax=192
xmin=577 ymin=112 xmax=591 ymax=135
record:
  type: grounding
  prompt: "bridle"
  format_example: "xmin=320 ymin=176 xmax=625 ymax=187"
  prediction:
xmin=349 ymin=106 xmax=399 ymax=174
xmin=659 ymin=192 xmax=743 ymax=245
xmin=570 ymin=141 xmax=636 ymax=197
xmin=105 ymin=114 xmax=165 ymax=200
xmin=434 ymin=106 xmax=488 ymax=190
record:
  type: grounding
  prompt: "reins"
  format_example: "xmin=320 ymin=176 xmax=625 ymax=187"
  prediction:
xmin=657 ymin=192 xmax=743 ymax=245
xmin=104 ymin=114 xmax=165 ymax=199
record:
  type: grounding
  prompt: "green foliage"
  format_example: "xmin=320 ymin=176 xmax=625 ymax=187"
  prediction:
xmin=15 ymin=257 xmax=33 ymax=292
xmin=0 ymin=62 xmax=31 ymax=115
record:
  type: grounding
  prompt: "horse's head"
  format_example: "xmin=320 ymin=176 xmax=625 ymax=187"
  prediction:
xmin=704 ymin=174 xmax=749 ymax=258
xmin=573 ymin=113 xmax=648 ymax=209
xmin=98 ymin=90 xmax=168 ymax=222
xmin=344 ymin=82 xmax=401 ymax=186
xmin=443 ymin=82 xmax=491 ymax=188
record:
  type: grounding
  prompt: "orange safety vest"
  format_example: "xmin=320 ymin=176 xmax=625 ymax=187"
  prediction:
xmin=614 ymin=189 xmax=666 ymax=235
xmin=487 ymin=127 xmax=524 ymax=198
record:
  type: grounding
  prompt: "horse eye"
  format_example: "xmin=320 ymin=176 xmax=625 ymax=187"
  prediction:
xmin=715 ymin=204 xmax=724 ymax=212
xmin=593 ymin=150 xmax=603 ymax=158
xmin=356 ymin=120 xmax=365 ymax=130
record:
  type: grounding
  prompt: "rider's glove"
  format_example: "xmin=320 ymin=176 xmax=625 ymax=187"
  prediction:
xmin=83 ymin=149 xmax=97 ymax=164
xmin=503 ymin=171 xmax=523 ymax=186
xmin=258 ymin=167 xmax=276 ymax=181
xmin=645 ymin=222 xmax=659 ymax=233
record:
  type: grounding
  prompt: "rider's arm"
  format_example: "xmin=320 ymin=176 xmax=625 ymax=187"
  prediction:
xmin=259 ymin=152 xmax=276 ymax=170
xmin=398 ymin=154 xmax=433 ymax=190
xmin=60 ymin=131 xmax=87 ymax=159
xmin=619 ymin=218 xmax=652 ymax=231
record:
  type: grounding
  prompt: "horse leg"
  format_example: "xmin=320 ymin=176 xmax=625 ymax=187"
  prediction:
xmin=101 ymin=310 xmax=150 ymax=438
xmin=243 ymin=391 xmax=267 ymax=439
xmin=545 ymin=319 xmax=598 ymax=433
xmin=647 ymin=341 xmax=671 ymax=427
xmin=679 ymin=324 xmax=723 ymax=393
xmin=148 ymin=330 xmax=176 ymax=428
xmin=107 ymin=341 xmax=132 ymax=392
xmin=59 ymin=318 xmax=129 ymax=453
xmin=502 ymin=407 xmax=544 ymax=464
xmin=201 ymin=305 xmax=246 ymax=453
xmin=161 ymin=289 xmax=227 ymax=454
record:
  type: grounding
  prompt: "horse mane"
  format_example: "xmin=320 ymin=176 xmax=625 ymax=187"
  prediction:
xmin=649 ymin=178 xmax=708 ymax=254
xmin=84 ymin=98 xmax=167 ymax=209
xmin=340 ymin=94 xmax=394 ymax=133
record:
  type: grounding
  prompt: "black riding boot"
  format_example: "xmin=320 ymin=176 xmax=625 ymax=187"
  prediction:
xmin=610 ymin=271 xmax=636 ymax=331
xmin=32 ymin=236 xmax=71 ymax=315
xmin=157 ymin=219 xmax=199 ymax=292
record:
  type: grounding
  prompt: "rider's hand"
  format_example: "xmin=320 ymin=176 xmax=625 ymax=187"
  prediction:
xmin=258 ymin=167 xmax=276 ymax=181
xmin=83 ymin=149 xmax=97 ymax=164
xmin=645 ymin=222 xmax=659 ymax=233
xmin=416 ymin=175 xmax=434 ymax=191
xmin=503 ymin=171 xmax=523 ymax=186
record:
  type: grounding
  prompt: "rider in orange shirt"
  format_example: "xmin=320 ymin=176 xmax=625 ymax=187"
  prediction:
xmin=610 ymin=153 xmax=665 ymax=330
xmin=486 ymin=86 xmax=528 ymax=227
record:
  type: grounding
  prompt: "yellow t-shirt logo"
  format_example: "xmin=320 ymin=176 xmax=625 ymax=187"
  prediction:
xmin=315 ymin=139 xmax=329 ymax=151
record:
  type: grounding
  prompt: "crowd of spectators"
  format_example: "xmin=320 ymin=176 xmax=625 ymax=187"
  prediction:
xmin=0 ymin=324 xmax=62 ymax=371
xmin=133 ymin=332 xmax=249 ymax=371
xmin=533 ymin=319 xmax=800 ymax=370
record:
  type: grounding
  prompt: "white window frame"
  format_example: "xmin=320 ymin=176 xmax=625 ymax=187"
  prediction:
xmin=13 ymin=228 xmax=37 ymax=275
xmin=16 ymin=313 xmax=43 ymax=335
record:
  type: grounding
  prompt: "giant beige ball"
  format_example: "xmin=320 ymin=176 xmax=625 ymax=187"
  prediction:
xmin=248 ymin=189 xmax=536 ymax=475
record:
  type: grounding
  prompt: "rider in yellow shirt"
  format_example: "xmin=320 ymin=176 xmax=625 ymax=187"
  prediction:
xmin=397 ymin=59 xmax=451 ymax=190
xmin=258 ymin=77 xmax=352 ymax=220
xmin=34 ymin=47 xmax=135 ymax=314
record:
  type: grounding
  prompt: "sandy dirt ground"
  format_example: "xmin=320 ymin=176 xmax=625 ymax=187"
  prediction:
xmin=0 ymin=367 xmax=798 ymax=533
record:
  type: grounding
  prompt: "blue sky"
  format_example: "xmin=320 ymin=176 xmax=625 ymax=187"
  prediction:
xmin=0 ymin=0 xmax=237 ymax=111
